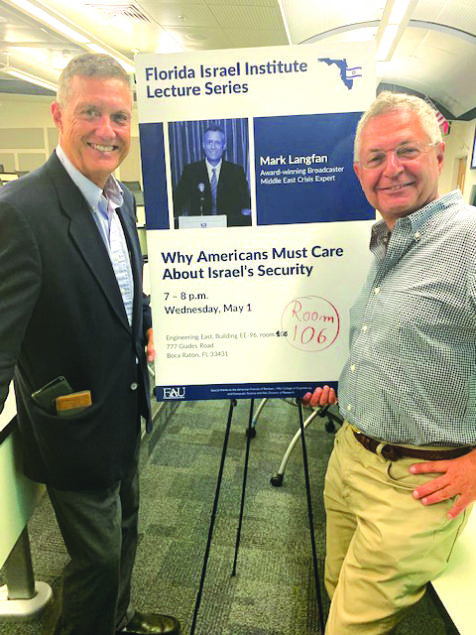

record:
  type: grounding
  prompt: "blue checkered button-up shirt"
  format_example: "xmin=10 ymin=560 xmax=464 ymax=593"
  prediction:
xmin=338 ymin=190 xmax=476 ymax=446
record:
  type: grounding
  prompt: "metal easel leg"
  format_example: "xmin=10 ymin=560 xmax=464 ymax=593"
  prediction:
xmin=190 ymin=399 xmax=237 ymax=635
xmin=232 ymin=398 xmax=254 ymax=576
xmin=297 ymin=401 xmax=326 ymax=633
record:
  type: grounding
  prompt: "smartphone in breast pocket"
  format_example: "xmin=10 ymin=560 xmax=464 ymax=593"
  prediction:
xmin=31 ymin=376 xmax=73 ymax=413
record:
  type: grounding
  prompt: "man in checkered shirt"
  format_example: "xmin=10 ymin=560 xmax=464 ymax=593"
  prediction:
xmin=304 ymin=91 xmax=476 ymax=633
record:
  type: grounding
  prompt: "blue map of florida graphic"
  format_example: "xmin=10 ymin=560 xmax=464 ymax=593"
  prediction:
xmin=318 ymin=58 xmax=362 ymax=90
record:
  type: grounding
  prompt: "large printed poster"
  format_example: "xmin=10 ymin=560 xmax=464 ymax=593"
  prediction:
xmin=135 ymin=44 xmax=376 ymax=401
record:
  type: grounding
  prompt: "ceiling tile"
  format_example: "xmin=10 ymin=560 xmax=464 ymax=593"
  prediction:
xmin=224 ymin=27 xmax=288 ymax=48
xmin=209 ymin=4 xmax=284 ymax=29
xmin=205 ymin=0 xmax=278 ymax=5
xmin=137 ymin=2 xmax=219 ymax=27
xmin=379 ymin=27 xmax=476 ymax=116
xmin=414 ymin=0 xmax=476 ymax=34
xmin=281 ymin=0 xmax=383 ymax=43
xmin=140 ymin=0 xmax=207 ymax=5
xmin=436 ymin=0 xmax=476 ymax=34
xmin=412 ymin=0 xmax=447 ymax=19
xmin=166 ymin=25 xmax=232 ymax=49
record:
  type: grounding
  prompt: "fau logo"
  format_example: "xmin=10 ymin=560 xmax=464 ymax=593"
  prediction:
xmin=163 ymin=387 xmax=186 ymax=399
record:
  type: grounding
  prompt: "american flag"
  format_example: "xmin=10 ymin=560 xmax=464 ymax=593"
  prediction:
xmin=425 ymin=97 xmax=450 ymax=136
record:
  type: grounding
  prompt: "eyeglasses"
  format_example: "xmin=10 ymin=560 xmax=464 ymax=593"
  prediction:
xmin=360 ymin=142 xmax=437 ymax=169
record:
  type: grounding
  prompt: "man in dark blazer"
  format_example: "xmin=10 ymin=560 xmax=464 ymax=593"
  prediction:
xmin=173 ymin=125 xmax=251 ymax=227
xmin=0 ymin=54 xmax=180 ymax=635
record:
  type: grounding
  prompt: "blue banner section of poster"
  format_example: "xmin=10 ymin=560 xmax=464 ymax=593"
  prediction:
xmin=139 ymin=122 xmax=169 ymax=229
xmin=155 ymin=381 xmax=338 ymax=402
xmin=254 ymin=112 xmax=374 ymax=225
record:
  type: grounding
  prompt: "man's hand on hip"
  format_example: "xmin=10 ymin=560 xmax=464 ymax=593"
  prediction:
xmin=410 ymin=448 xmax=476 ymax=518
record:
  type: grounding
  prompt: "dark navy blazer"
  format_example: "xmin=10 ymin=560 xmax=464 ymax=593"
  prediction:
xmin=0 ymin=152 xmax=152 ymax=490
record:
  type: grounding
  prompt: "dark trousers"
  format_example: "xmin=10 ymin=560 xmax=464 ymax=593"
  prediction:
xmin=48 ymin=436 xmax=140 ymax=635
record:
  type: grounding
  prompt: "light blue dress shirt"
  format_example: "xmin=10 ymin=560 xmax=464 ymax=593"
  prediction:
xmin=56 ymin=146 xmax=134 ymax=326
xmin=338 ymin=190 xmax=476 ymax=446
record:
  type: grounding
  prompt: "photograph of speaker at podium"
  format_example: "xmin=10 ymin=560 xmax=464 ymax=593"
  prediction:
xmin=170 ymin=118 xmax=252 ymax=229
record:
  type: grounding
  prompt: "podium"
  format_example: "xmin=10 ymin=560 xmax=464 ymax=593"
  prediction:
xmin=178 ymin=214 xmax=227 ymax=229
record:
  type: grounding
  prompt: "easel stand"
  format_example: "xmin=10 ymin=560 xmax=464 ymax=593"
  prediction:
xmin=190 ymin=398 xmax=325 ymax=634
xmin=190 ymin=399 xmax=237 ymax=635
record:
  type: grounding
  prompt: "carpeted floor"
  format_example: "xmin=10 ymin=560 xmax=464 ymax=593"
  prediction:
xmin=0 ymin=398 xmax=458 ymax=634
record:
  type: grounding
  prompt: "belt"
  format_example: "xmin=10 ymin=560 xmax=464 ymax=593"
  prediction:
xmin=352 ymin=430 xmax=472 ymax=462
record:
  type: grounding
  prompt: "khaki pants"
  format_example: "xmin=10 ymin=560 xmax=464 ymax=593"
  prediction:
xmin=324 ymin=421 xmax=470 ymax=634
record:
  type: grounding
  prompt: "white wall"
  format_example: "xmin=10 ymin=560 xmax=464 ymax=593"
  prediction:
xmin=0 ymin=93 xmax=141 ymax=181
xmin=440 ymin=119 xmax=476 ymax=202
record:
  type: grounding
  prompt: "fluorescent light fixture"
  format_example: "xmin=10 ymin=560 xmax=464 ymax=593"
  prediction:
xmin=5 ymin=67 xmax=57 ymax=91
xmin=277 ymin=0 xmax=293 ymax=45
xmin=4 ymin=0 xmax=135 ymax=73
xmin=389 ymin=0 xmax=412 ymax=23
xmin=50 ymin=50 xmax=70 ymax=71
xmin=377 ymin=23 xmax=399 ymax=61
xmin=6 ymin=0 xmax=89 ymax=44
xmin=156 ymin=31 xmax=183 ymax=54
xmin=376 ymin=0 xmax=418 ymax=61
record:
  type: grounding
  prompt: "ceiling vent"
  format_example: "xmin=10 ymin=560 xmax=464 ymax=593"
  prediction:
xmin=84 ymin=3 xmax=152 ymax=23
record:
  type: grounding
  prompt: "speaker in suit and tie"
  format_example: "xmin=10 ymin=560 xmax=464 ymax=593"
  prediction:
xmin=173 ymin=125 xmax=251 ymax=227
